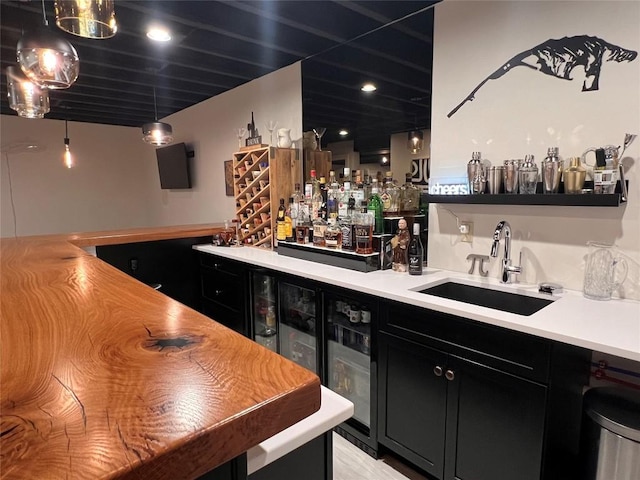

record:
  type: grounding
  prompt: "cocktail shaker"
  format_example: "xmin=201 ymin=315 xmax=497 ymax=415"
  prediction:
xmin=541 ymin=147 xmax=563 ymax=194
xmin=502 ymin=159 xmax=519 ymax=194
xmin=467 ymin=152 xmax=483 ymax=194
xmin=518 ymin=155 xmax=538 ymax=194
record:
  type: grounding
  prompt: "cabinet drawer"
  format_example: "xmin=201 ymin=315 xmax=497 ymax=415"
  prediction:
xmin=201 ymin=268 xmax=243 ymax=309
xmin=381 ymin=301 xmax=550 ymax=383
xmin=199 ymin=253 xmax=244 ymax=278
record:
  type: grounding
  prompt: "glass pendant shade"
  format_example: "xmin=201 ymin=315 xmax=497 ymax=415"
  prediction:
xmin=142 ymin=121 xmax=174 ymax=146
xmin=408 ymin=130 xmax=424 ymax=154
xmin=17 ymin=26 xmax=80 ymax=89
xmin=55 ymin=0 xmax=117 ymax=39
xmin=6 ymin=66 xmax=50 ymax=118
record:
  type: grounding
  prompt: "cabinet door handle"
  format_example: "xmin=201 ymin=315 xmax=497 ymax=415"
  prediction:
xmin=445 ymin=369 xmax=455 ymax=381
xmin=433 ymin=366 xmax=443 ymax=377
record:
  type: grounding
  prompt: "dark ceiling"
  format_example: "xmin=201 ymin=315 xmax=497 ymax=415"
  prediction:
xmin=1 ymin=0 xmax=436 ymax=148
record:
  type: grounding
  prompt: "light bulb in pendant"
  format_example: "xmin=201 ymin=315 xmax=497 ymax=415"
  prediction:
xmin=63 ymin=138 xmax=73 ymax=168
xmin=63 ymin=120 xmax=73 ymax=168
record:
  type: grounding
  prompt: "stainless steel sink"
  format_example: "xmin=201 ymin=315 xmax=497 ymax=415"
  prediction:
xmin=416 ymin=281 xmax=553 ymax=316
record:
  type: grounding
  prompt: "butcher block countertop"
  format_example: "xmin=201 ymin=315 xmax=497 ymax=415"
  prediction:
xmin=0 ymin=225 xmax=321 ymax=480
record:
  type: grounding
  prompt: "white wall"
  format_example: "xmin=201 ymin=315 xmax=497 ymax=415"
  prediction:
xmin=1 ymin=117 xmax=157 ymax=237
xmin=429 ymin=0 xmax=640 ymax=300
xmin=0 ymin=63 xmax=302 ymax=237
xmin=154 ymin=63 xmax=302 ymax=226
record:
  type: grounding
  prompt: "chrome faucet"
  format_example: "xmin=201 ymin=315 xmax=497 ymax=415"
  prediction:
xmin=490 ymin=220 xmax=521 ymax=283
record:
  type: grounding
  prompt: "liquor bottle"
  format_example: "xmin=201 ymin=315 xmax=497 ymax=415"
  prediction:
xmin=319 ymin=176 xmax=328 ymax=219
xmin=276 ymin=198 xmax=287 ymax=244
xmin=353 ymin=172 xmax=366 ymax=207
xmin=285 ymin=197 xmax=295 ymax=242
xmin=401 ymin=172 xmax=420 ymax=214
xmin=264 ymin=305 xmax=276 ymax=335
xmin=340 ymin=210 xmax=355 ymax=251
xmin=291 ymin=183 xmax=303 ymax=220
xmin=408 ymin=222 xmax=423 ymax=275
xmin=311 ymin=170 xmax=322 ymax=220
xmin=367 ymin=178 xmax=384 ymax=234
xmin=381 ymin=171 xmax=400 ymax=216
xmin=324 ymin=218 xmax=342 ymax=249
xmin=326 ymin=171 xmax=339 ymax=220
xmin=338 ymin=178 xmax=352 ymax=219
xmin=312 ymin=215 xmax=327 ymax=247
xmin=354 ymin=201 xmax=374 ymax=254
xmin=295 ymin=205 xmax=310 ymax=244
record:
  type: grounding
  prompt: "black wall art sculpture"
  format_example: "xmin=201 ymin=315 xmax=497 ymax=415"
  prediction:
xmin=447 ymin=35 xmax=638 ymax=118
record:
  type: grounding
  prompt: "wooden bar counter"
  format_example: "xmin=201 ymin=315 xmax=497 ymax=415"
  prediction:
xmin=0 ymin=225 xmax=321 ymax=479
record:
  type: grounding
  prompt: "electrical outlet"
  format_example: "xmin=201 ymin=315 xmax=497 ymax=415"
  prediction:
xmin=129 ymin=258 xmax=138 ymax=272
xmin=460 ymin=222 xmax=473 ymax=243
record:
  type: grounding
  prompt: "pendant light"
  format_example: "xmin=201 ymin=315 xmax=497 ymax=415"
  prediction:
xmin=142 ymin=86 xmax=173 ymax=146
xmin=17 ymin=0 xmax=79 ymax=89
xmin=63 ymin=120 xmax=74 ymax=168
xmin=6 ymin=66 xmax=50 ymax=118
xmin=55 ymin=0 xmax=117 ymax=39
xmin=407 ymin=130 xmax=424 ymax=155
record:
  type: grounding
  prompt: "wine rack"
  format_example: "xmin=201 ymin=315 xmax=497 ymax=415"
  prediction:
xmin=233 ymin=146 xmax=300 ymax=249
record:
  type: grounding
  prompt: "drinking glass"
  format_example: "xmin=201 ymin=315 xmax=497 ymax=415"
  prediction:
xmin=313 ymin=127 xmax=326 ymax=151
xmin=235 ymin=127 xmax=246 ymax=148
xmin=265 ymin=121 xmax=277 ymax=146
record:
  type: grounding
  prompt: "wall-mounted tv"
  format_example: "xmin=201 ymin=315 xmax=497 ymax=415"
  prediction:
xmin=156 ymin=142 xmax=193 ymax=189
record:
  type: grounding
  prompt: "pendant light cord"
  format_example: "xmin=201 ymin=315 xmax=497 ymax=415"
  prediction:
xmin=40 ymin=0 xmax=49 ymax=26
xmin=153 ymin=87 xmax=158 ymax=121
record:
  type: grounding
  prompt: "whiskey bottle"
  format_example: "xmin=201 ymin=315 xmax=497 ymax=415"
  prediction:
xmin=324 ymin=218 xmax=342 ymax=249
xmin=354 ymin=201 xmax=374 ymax=254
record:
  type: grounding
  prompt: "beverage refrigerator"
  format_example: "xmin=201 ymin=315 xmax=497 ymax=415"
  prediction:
xmin=324 ymin=289 xmax=378 ymax=457
xmin=250 ymin=270 xmax=321 ymax=377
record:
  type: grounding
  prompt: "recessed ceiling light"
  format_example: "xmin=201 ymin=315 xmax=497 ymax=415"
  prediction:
xmin=339 ymin=129 xmax=349 ymax=136
xmin=361 ymin=83 xmax=376 ymax=92
xmin=147 ymin=26 xmax=172 ymax=42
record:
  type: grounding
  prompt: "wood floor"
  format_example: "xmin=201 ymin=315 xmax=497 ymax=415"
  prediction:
xmin=332 ymin=433 xmax=429 ymax=480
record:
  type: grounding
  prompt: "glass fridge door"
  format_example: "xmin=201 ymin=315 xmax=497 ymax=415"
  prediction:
xmin=252 ymin=272 xmax=277 ymax=352
xmin=278 ymin=282 xmax=318 ymax=374
xmin=327 ymin=295 xmax=372 ymax=428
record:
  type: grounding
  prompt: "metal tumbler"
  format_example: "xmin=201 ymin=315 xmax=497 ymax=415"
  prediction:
xmin=487 ymin=166 xmax=504 ymax=194
xmin=503 ymin=160 xmax=519 ymax=194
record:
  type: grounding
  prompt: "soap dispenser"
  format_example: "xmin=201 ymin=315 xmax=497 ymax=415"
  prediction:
xmin=564 ymin=157 xmax=587 ymax=194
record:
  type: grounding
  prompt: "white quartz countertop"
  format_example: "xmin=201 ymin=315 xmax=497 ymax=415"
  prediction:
xmin=246 ymin=386 xmax=353 ymax=475
xmin=194 ymin=245 xmax=640 ymax=363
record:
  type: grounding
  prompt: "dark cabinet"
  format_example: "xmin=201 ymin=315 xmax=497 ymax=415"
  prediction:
xmin=444 ymin=355 xmax=547 ymax=480
xmin=97 ymin=236 xmax=211 ymax=309
xmin=199 ymin=252 xmax=248 ymax=335
xmin=379 ymin=333 xmax=447 ymax=476
xmin=379 ymin=301 xmax=589 ymax=480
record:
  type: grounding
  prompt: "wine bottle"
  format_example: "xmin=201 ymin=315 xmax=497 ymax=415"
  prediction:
xmin=408 ymin=223 xmax=423 ymax=275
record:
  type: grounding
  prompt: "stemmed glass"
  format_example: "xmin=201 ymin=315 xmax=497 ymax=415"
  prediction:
xmin=265 ymin=121 xmax=278 ymax=146
xmin=313 ymin=127 xmax=326 ymax=151
xmin=235 ymin=127 xmax=246 ymax=149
